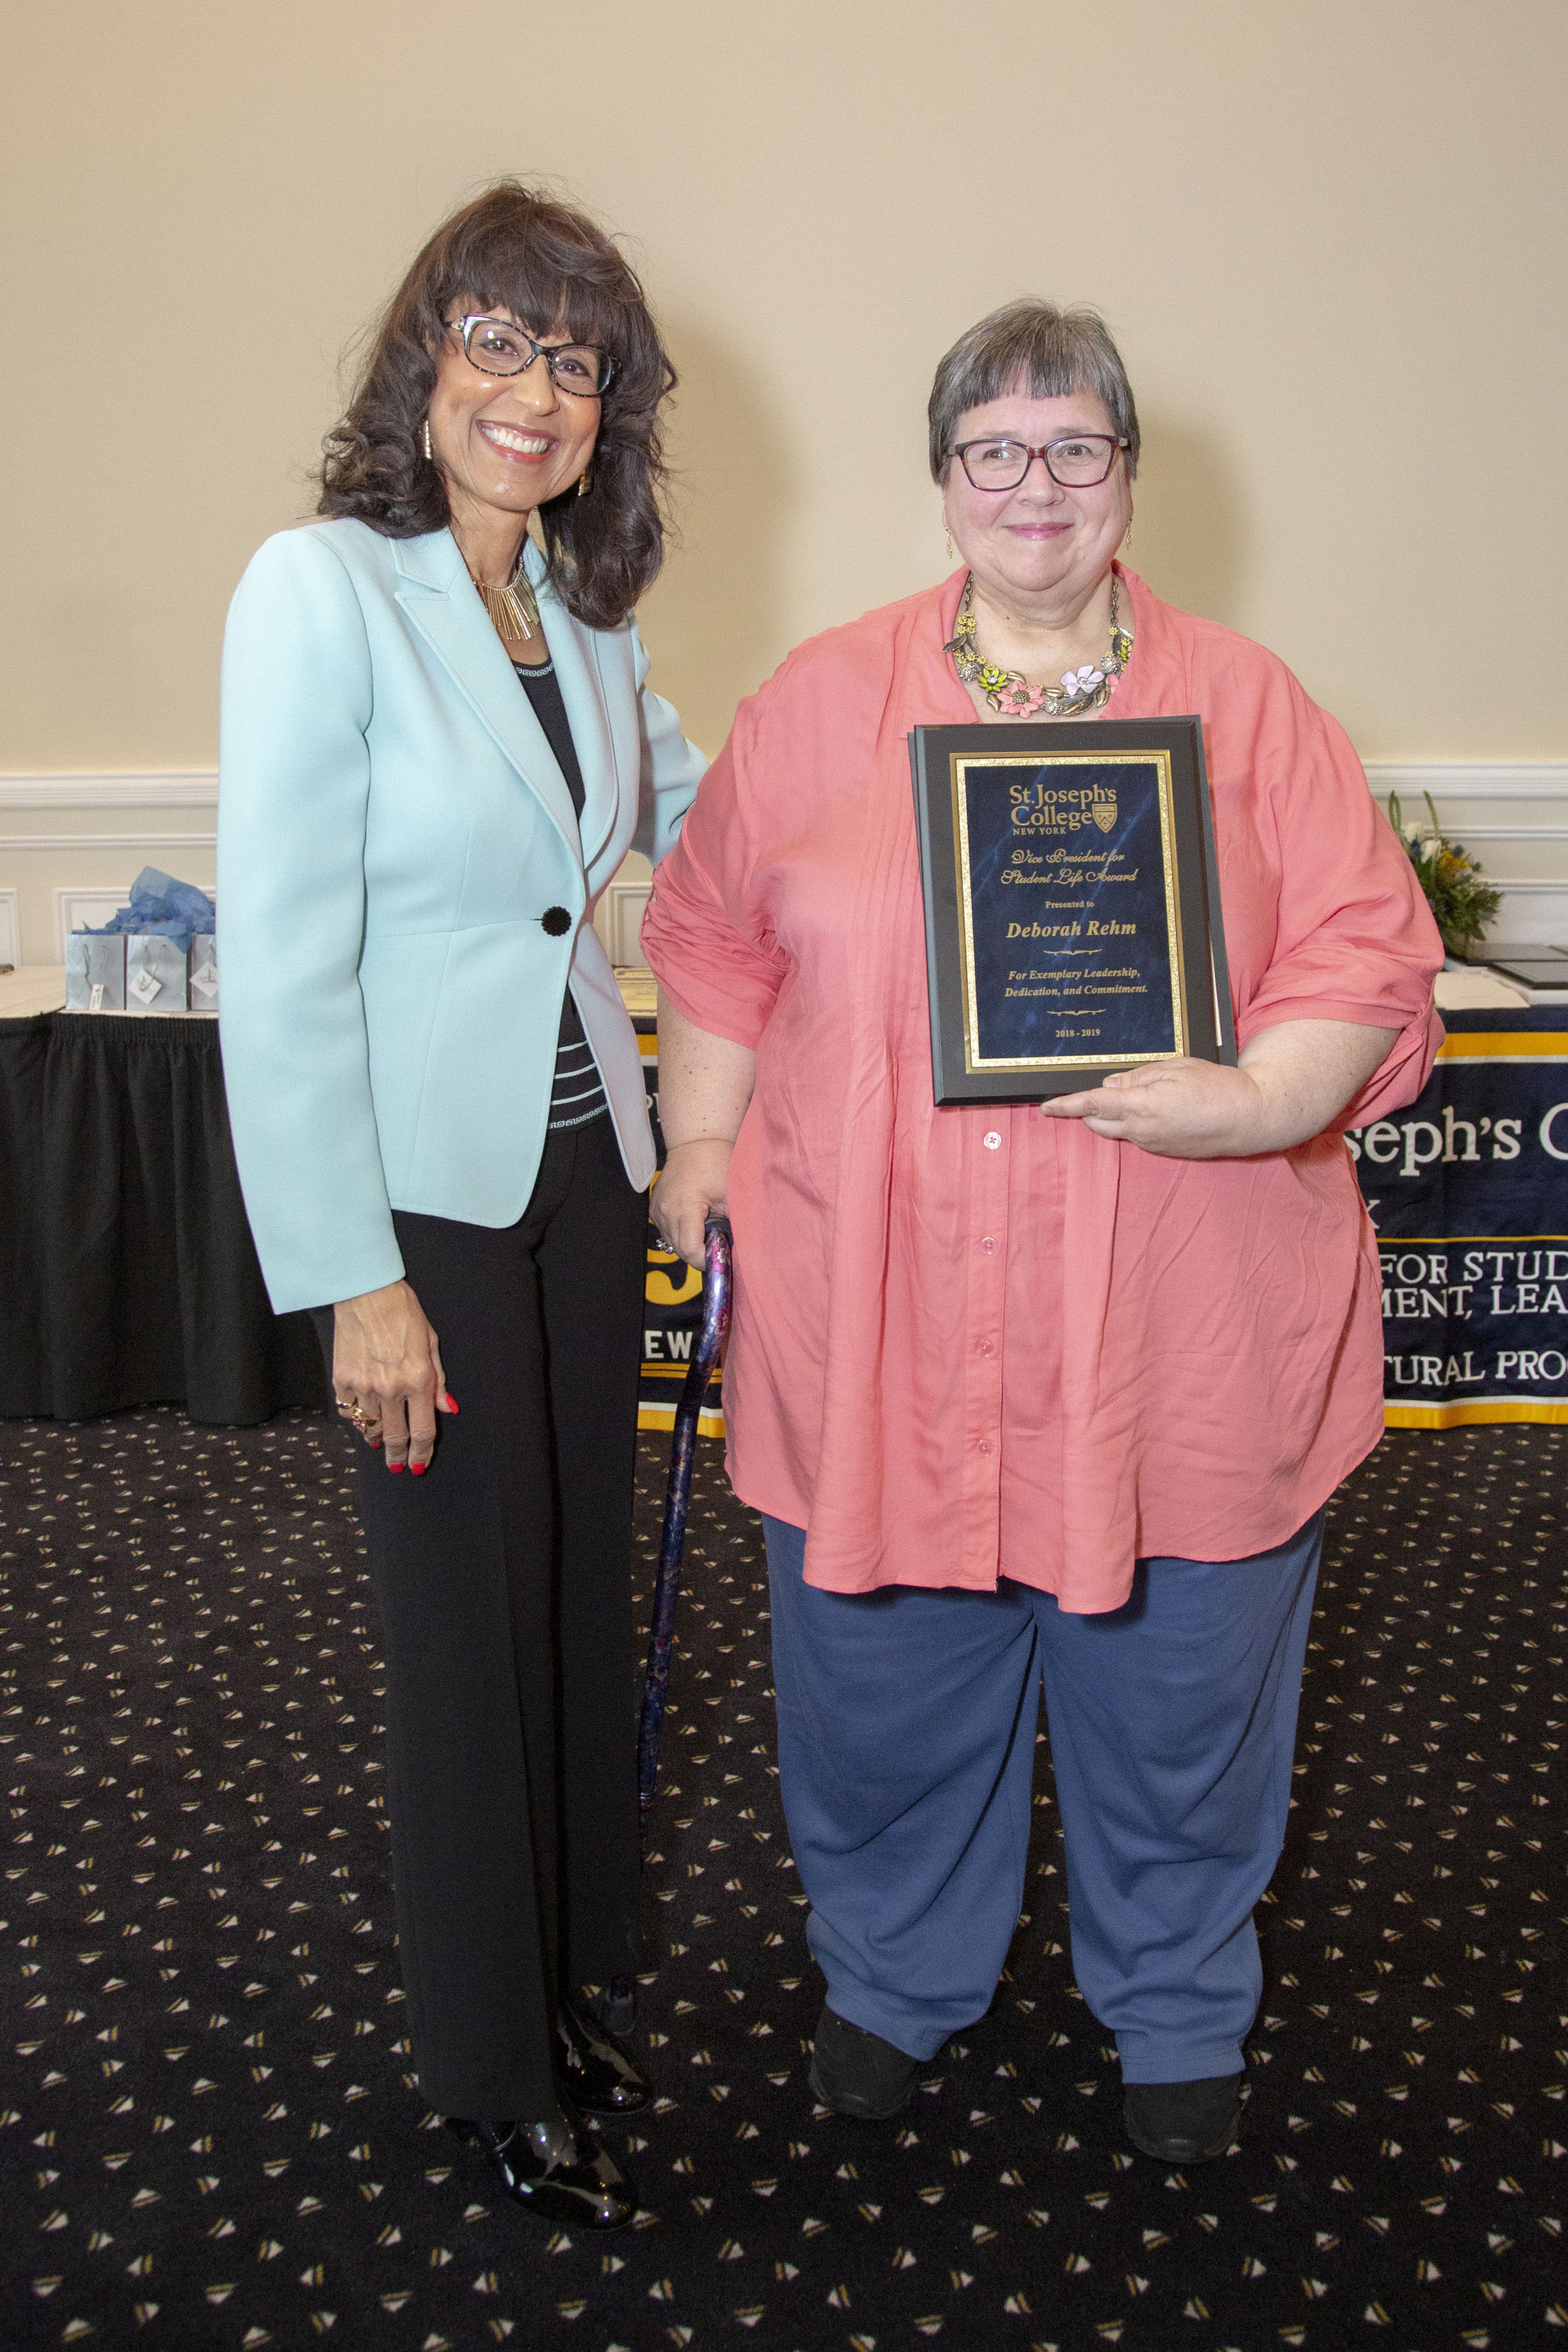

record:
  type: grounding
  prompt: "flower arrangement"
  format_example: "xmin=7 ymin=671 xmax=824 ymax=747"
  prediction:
xmin=1387 ymin=790 xmax=1502 ymax=954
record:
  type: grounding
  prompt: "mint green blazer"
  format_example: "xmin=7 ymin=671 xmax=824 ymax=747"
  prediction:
xmin=217 ymin=518 xmax=704 ymax=1316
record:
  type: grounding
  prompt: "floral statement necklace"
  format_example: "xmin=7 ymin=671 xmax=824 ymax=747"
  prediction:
xmin=945 ymin=573 xmax=1133 ymax=717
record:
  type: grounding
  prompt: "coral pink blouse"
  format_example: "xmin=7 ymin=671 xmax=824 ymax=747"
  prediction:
xmin=643 ymin=566 xmax=1443 ymax=1611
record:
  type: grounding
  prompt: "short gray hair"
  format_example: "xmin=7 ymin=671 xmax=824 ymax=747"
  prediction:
xmin=928 ymin=300 xmax=1140 ymax=482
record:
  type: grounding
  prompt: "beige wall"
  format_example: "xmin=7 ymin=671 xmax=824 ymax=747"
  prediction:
xmin=2 ymin=0 xmax=1565 ymax=782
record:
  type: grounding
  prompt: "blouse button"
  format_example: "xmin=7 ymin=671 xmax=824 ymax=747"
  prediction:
xmin=982 ymin=1130 xmax=1002 ymax=1151
xmin=976 ymin=1338 xmax=996 ymax=1357
xmin=977 ymin=1440 xmax=993 ymax=1456
xmin=541 ymin=906 xmax=572 ymax=936
xmin=979 ymin=1236 xmax=997 ymax=1254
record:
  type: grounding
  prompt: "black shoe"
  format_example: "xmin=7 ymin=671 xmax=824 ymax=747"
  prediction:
xmin=446 ymin=2114 xmax=636 ymax=2229
xmin=586 ymin=1980 xmax=637 ymax=2038
xmin=559 ymin=1994 xmax=652 ymax=2118
xmin=808 ymin=2003 xmax=920 ymax=2120
xmin=1123 ymin=2073 xmax=1244 ymax=2162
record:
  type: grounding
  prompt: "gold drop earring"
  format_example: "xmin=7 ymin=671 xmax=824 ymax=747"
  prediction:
xmin=946 ymin=528 xmax=955 ymax=561
xmin=577 ymin=465 xmax=592 ymax=498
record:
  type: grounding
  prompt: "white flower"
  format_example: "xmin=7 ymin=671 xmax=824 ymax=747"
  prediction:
xmin=1062 ymin=666 xmax=1105 ymax=694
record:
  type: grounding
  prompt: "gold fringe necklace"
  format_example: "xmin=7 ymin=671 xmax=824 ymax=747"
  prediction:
xmin=468 ymin=552 xmax=541 ymax=642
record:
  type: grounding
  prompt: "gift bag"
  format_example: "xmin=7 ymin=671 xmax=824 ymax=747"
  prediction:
xmin=70 ymin=868 xmax=217 ymax=1015
xmin=186 ymin=938 xmax=219 ymax=1014
xmin=65 ymin=933 xmax=127 ymax=1013
xmin=126 ymin=933 xmax=189 ymax=1013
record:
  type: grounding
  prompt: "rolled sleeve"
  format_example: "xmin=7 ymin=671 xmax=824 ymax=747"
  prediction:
xmin=1231 ymin=682 xmax=1444 ymax=1125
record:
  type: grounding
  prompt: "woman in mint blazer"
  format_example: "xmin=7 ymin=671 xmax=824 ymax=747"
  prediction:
xmin=218 ymin=185 xmax=704 ymax=2231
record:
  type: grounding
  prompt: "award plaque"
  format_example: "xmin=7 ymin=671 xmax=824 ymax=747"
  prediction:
xmin=908 ymin=717 xmax=1236 ymax=1103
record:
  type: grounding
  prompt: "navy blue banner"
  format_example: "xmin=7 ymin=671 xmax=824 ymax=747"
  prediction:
xmin=635 ymin=1009 xmax=1568 ymax=1436
xmin=1347 ymin=1013 xmax=1568 ymax=1423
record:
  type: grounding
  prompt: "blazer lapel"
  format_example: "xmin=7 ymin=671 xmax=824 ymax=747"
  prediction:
xmin=535 ymin=554 xmax=625 ymax=875
xmin=391 ymin=530 xmax=581 ymax=862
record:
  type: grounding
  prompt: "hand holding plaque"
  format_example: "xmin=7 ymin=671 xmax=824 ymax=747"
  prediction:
xmin=908 ymin=717 xmax=1235 ymax=1102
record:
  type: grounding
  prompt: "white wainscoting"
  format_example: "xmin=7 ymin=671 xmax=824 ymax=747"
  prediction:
xmin=597 ymin=875 xmax=654 ymax=968
xmin=1362 ymin=764 xmax=1568 ymax=943
xmin=52 ymin=889 xmax=136 ymax=962
xmin=0 ymin=772 xmax=220 ymax=809
xmin=1 ymin=834 xmax=217 ymax=851
xmin=1361 ymin=762 xmax=1568 ymax=803
xmin=1459 ymin=879 xmax=1568 ymax=943
xmin=0 ymin=773 xmax=220 ymax=964
xmin=2 ymin=762 xmax=1564 ymax=966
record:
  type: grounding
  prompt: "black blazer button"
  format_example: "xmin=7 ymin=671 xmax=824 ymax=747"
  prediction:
xmin=541 ymin=906 xmax=572 ymax=937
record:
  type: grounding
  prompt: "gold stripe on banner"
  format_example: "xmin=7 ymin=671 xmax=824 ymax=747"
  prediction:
xmin=1379 ymin=1231 xmax=1568 ymax=1244
xmin=1386 ymin=1397 xmax=1568 ymax=1428
xmin=639 ymin=1401 xmax=726 ymax=1437
xmin=1435 ymin=1031 xmax=1568 ymax=1059
xmin=640 ymin=1359 xmax=724 ymax=1441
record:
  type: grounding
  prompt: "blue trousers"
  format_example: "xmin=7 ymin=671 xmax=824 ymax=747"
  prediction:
xmin=764 ymin=1512 xmax=1322 ymax=2083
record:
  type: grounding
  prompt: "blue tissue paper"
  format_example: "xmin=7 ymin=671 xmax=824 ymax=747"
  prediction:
xmin=80 ymin=866 xmax=216 ymax=952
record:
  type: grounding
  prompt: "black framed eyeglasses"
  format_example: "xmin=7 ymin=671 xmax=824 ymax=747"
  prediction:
xmin=445 ymin=314 xmax=614 ymax=396
xmin=951 ymin=434 xmax=1129 ymax=490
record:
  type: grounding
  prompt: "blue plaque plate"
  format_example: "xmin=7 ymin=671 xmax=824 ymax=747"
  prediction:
xmin=910 ymin=718 xmax=1235 ymax=1102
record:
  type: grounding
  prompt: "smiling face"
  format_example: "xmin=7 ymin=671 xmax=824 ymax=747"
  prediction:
xmin=942 ymin=382 xmax=1133 ymax=620
xmin=425 ymin=304 xmax=602 ymax=545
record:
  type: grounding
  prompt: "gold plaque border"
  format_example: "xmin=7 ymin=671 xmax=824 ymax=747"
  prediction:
xmin=950 ymin=749 xmax=1188 ymax=1074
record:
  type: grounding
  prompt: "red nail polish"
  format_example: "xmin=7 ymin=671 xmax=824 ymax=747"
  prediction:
xmin=410 ymin=1462 xmax=428 ymax=1477
xmin=443 ymin=1392 xmax=460 ymax=1414
xmin=388 ymin=1461 xmax=405 ymax=1474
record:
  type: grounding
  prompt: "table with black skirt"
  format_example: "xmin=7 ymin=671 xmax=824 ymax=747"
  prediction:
xmin=0 ymin=1012 xmax=327 ymax=1423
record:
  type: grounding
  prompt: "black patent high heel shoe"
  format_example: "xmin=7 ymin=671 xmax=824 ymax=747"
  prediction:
xmin=445 ymin=2113 xmax=635 ymax=2230
xmin=558 ymin=1993 xmax=652 ymax=2118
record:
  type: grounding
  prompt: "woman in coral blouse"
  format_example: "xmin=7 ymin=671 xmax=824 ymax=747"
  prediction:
xmin=643 ymin=302 xmax=1441 ymax=2166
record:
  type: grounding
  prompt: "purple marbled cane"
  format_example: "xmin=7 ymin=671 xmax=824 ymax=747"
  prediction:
xmin=637 ymin=1217 xmax=733 ymax=1830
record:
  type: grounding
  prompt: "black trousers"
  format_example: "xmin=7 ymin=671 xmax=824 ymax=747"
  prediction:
xmin=318 ymin=1114 xmax=648 ymax=2117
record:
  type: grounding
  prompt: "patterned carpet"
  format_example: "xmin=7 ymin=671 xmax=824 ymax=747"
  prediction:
xmin=0 ymin=1410 xmax=1563 ymax=2352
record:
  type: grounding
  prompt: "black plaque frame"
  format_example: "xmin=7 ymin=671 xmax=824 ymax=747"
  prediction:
xmin=909 ymin=716 xmax=1236 ymax=1103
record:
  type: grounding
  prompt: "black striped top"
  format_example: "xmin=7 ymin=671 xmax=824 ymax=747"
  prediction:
xmin=513 ymin=658 xmax=610 ymax=1132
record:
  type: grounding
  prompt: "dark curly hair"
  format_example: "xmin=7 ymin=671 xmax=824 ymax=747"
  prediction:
xmin=318 ymin=181 xmax=675 ymax=630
